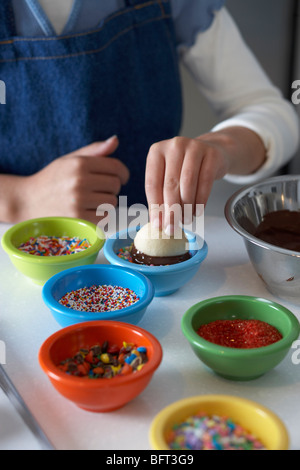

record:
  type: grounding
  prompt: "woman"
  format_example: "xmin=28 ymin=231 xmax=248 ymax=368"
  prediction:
xmin=0 ymin=0 xmax=298 ymax=230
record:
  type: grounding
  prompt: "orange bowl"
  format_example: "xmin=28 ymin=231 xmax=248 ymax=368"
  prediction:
xmin=38 ymin=321 xmax=163 ymax=412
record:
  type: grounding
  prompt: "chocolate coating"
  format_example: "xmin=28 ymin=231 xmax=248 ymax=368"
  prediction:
xmin=254 ymin=209 xmax=300 ymax=252
xmin=131 ymin=244 xmax=191 ymax=266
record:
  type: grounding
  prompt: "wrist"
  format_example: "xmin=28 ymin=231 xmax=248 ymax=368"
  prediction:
xmin=0 ymin=175 xmax=30 ymax=223
xmin=220 ymin=126 xmax=266 ymax=175
xmin=197 ymin=126 xmax=267 ymax=176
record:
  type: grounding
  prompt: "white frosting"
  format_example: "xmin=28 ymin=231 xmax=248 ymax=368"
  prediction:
xmin=133 ymin=223 xmax=189 ymax=257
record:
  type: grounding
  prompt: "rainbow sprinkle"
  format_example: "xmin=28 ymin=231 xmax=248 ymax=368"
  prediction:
xmin=167 ymin=413 xmax=266 ymax=450
xmin=58 ymin=341 xmax=148 ymax=378
xmin=117 ymin=244 xmax=133 ymax=263
xmin=59 ymin=285 xmax=140 ymax=312
xmin=18 ymin=236 xmax=91 ymax=256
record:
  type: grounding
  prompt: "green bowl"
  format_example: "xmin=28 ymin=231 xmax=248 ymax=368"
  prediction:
xmin=181 ymin=295 xmax=300 ymax=381
xmin=1 ymin=217 xmax=105 ymax=285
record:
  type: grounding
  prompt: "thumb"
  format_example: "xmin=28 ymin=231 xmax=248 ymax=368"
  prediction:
xmin=95 ymin=135 xmax=119 ymax=155
xmin=74 ymin=135 xmax=119 ymax=157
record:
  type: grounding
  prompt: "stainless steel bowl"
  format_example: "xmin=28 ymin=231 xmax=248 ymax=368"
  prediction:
xmin=225 ymin=175 xmax=300 ymax=303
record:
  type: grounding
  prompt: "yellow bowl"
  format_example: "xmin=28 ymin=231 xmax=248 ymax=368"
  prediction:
xmin=149 ymin=395 xmax=289 ymax=450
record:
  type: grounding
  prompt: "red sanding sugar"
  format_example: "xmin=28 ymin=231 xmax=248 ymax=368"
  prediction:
xmin=197 ymin=319 xmax=282 ymax=348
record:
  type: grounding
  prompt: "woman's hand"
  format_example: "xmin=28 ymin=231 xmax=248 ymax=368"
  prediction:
xmin=145 ymin=127 xmax=266 ymax=233
xmin=16 ymin=135 xmax=129 ymax=224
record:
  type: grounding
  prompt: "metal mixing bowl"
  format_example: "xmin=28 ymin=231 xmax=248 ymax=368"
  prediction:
xmin=224 ymin=175 xmax=300 ymax=304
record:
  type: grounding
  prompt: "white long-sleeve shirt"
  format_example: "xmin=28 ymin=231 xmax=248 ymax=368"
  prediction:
xmin=181 ymin=7 xmax=299 ymax=184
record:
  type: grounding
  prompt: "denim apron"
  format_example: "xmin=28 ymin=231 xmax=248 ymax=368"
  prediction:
xmin=0 ymin=0 xmax=182 ymax=206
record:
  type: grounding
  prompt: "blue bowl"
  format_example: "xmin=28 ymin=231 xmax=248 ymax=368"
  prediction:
xmin=103 ymin=227 xmax=208 ymax=296
xmin=42 ymin=264 xmax=154 ymax=327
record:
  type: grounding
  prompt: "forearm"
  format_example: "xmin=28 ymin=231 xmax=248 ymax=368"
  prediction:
xmin=0 ymin=174 xmax=28 ymax=223
xmin=198 ymin=126 xmax=266 ymax=177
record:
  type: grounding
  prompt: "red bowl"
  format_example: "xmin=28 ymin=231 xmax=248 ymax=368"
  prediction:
xmin=38 ymin=320 xmax=163 ymax=412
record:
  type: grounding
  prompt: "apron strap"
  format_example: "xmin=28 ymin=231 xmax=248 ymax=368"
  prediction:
xmin=0 ymin=0 xmax=16 ymax=38
xmin=124 ymin=0 xmax=145 ymax=5
xmin=124 ymin=0 xmax=167 ymax=13
xmin=124 ymin=0 xmax=164 ymax=6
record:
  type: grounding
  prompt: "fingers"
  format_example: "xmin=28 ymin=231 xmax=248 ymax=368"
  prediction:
xmin=146 ymin=137 xmax=205 ymax=233
xmin=145 ymin=143 xmax=165 ymax=229
xmin=146 ymin=138 xmax=192 ymax=233
xmin=66 ymin=138 xmax=130 ymax=186
xmin=64 ymin=160 xmax=127 ymax=218
xmin=162 ymin=140 xmax=184 ymax=235
xmin=71 ymin=193 xmax=119 ymax=225
xmin=71 ymin=135 xmax=120 ymax=157
xmin=91 ymin=156 xmax=130 ymax=186
xmin=145 ymin=137 xmax=226 ymax=232
xmin=46 ymin=139 xmax=130 ymax=223
xmin=71 ymin=190 xmax=118 ymax=213
xmin=179 ymin=141 xmax=203 ymax=221
xmin=73 ymin=155 xmax=130 ymax=186
xmin=75 ymin=173 xmax=122 ymax=196
xmin=195 ymin=153 xmax=219 ymax=210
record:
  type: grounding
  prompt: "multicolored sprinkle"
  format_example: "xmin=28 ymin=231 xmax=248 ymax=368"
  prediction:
xmin=59 ymin=284 xmax=140 ymax=312
xmin=167 ymin=412 xmax=266 ymax=450
xmin=58 ymin=341 xmax=148 ymax=379
xmin=18 ymin=235 xmax=91 ymax=256
xmin=117 ymin=244 xmax=133 ymax=263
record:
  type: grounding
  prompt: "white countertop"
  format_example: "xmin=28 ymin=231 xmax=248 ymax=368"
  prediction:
xmin=0 ymin=209 xmax=300 ymax=450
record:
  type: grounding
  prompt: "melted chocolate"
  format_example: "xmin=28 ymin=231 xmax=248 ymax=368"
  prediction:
xmin=254 ymin=210 xmax=300 ymax=252
xmin=131 ymin=244 xmax=191 ymax=266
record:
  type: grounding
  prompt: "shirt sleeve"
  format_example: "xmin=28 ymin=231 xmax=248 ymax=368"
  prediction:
xmin=179 ymin=7 xmax=300 ymax=184
xmin=171 ymin=0 xmax=225 ymax=48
